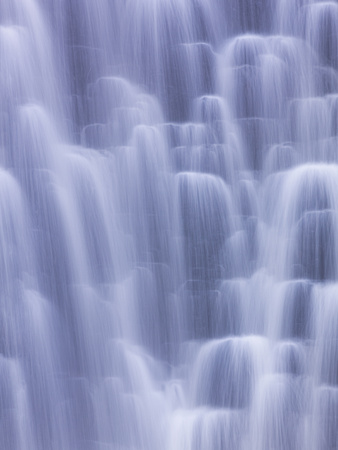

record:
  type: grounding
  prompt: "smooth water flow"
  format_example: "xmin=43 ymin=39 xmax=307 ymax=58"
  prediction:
xmin=1 ymin=0 xmax=338 ymax=449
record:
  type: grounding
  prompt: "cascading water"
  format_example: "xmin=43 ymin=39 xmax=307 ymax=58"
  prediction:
xmin=1 ymin=0 xmax=338 ymax=448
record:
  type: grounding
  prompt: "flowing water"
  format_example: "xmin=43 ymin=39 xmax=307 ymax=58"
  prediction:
xmin=1 ymin=0 xmax=338 ymax=449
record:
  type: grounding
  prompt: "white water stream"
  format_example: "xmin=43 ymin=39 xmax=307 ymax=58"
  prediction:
xmin=1 ymin=1 xmax=338 ymax=449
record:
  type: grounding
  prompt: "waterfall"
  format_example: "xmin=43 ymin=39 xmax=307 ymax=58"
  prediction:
xmin=1 ymin=0 xmax=338 ymax=449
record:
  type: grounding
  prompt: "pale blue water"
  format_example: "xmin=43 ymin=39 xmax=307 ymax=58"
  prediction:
xmin=0 ymin=1 xmax=338 ymax=448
